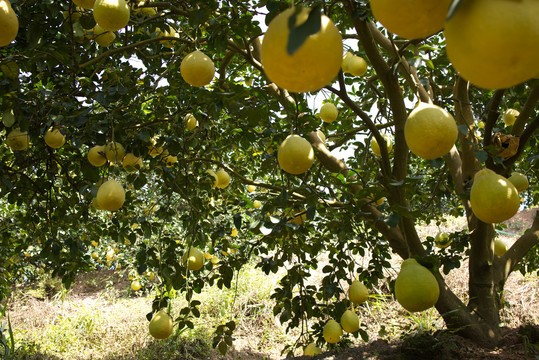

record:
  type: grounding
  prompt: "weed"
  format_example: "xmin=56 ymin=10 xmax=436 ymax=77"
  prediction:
xmin=518 ymin=324 xmax=539 ymax=357
xmin=405 ymin=307 xmax=441 ymax=335
xmin=1 ymin=306 xmax=17 ymax=359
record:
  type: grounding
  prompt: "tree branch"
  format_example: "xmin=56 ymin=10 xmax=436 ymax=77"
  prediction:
xmin=78 ymin=37 xmax=192 ymax=69
xmin=326 ymin=81 xmax=392 ymax=178
xmin=482 ymin=89 xmax=505 ymax=148
xmin=493 ymin=209 xmax=539 ymax=284
xmin=306 ymin=131 xmax=409 ymax=258
xmin=453 ymin=77 xmax=481 ymax=190
xmin=367 ymin=22 xmax=431 ymax=103
xmin=511 ymin=84 xmax=539 ymax=136
xmin=344 ymin=4 xmax=409 ymax=184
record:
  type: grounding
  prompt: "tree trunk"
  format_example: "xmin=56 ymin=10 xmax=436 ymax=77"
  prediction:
xmin=468 ymin=221 xmax=501 ymax=328
xmin=435 ymin=275 xmax=500 ymax=348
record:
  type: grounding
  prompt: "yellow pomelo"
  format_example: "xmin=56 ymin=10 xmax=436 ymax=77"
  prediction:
xmin=105 ymin=141 xmax=125 ymax=163
xmin=434 ymin=232 xmax=451 ymax=249
xmin=6 ymin=128 xmax=29 ymax=150
xmin=216 ymin=169 xmax=230 ymax=189
xmin=253 ymin=200 xmax=262 ymax=209
xmin=319 ymin=103 xmax=338 ymax=123
xmin=494 ymin=238 xmax=508 ymax=257
xmin=44 ymin=127 xmax=66 ymax=149
xmin=182 ymin=247 xmax=204 ymax=271
xmin=260 ymin=7 xmax=343 ymax=93
xmin=132 ymin=1 xmax=156 ymax=16
xmin=180 ymin=50 xmax=215 ymax=87
xmin=502 ymin=109 xmax=519 ymax=127
xmin=404 ymin=103 xmax=458 ymax=160
xmin=348 ymin=280 xmax=368 ymax=305
xmin=206 ymin=169 xmax=219 ymax=188
xmin=395 ymin=258 xmax=439 ymax=312
xmin=508 ymin=172 xmax=528 ymax=192
xmin=96 ymin=179 xmax=125 ymax=211
xmin=370 ymin=0 xmax=452 ymax=39
xmin=277 ymin=134 xmax=314 ymax=175
xmin=140 ymin=6 xmax=156 ymax=16
xmin=323 ymin=319 xmax=342 ymax=344
xmin=185 ymin=113 xmax=198 ymax=130
xmin=341 ymin=51 xmax=353 ymax=72
xmin=247 ymin=184 xmax=256 ymax=192
xmin=0 ymin=0 xmax=18 ymax=47
xmin=370 ymin=135 xmax=392 ymax=157
xmin=130 ymin=280 xmax=141 ymax=291
xmin=91 ymin=197 xmax=102 ymax=210
xmin=91 ymin=251 xmax=99 ymax=260
xmin=445 ymin=0 xmax=539 ymax=89
xmin=149 ymin=310 xmax=173 ymax=339
xmin=304 ymin=342 xmax=322 ymax=356
xmin=73 ymin=0 xmax=95 ymax=10
xmin=93 ymin=0 xmax=130 ymax=32
xmin=93 ymin=24 xmax=116 ymax=47
xmin=470 ymin=169 xmax=519 ymax=223
xmin=347 ymin=56 xmax=368 ymax=76
xmin=122 ymin=153 xmax=142 ymax=172
xmin=340 ymin=310 xmax=360 ymax=333
xmin=88 ymin=145 xmax=107 ymax=167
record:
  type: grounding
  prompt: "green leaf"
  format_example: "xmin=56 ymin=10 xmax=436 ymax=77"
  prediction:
xmin=385 ymin=213 xmax=399 ymax=228
xmin=226 ymin=320 xmax=236 ymax=331
xmin=218 ymin=340 xmax=228 ymax=356
xmin=233 ymin=213 xmax=242 ymax=231
xmin=359 ymin=328 xmax=369 ymax=342
xmin=286 ymin=5 xmax=322 ymax=56
xmin=79 ymin=13 xmax=96 ymax=30
xmin=474 ymin=150 xmax=488 ymax=162
xmin=457 ymin=125 xmax=468 ymax=136
xmin=260 ymin=223 xmax=273 ymax=235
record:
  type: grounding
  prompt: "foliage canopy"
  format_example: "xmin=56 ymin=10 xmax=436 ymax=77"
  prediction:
xmin=1 ymin=0 xmax=538 ymax=356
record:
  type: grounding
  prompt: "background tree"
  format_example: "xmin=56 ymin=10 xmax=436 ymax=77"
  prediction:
xmin=1 ymin=0 xmax=537 ymax=356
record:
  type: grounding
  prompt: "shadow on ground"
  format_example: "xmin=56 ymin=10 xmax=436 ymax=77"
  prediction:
xmin=287 ymin=326 xmax=539 ymax=360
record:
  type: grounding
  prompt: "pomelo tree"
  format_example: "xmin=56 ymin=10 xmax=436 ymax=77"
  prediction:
xmin=1 ymin=0 xmax=538 ymax=355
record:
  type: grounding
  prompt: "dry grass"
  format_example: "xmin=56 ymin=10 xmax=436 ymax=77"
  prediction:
xmin=7 ymin=264 xmax=287 ymax=360
xmin=4 ymin=211 xmax=538 ymax=360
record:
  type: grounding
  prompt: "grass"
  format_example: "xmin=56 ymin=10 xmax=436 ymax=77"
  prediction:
xmin=6 ymin=258 xmax=538 ymax=359
xmin=6 ymin=263 xmax=287 ymax=360
xmin=3 ymin=211 xmax=538 ymax=359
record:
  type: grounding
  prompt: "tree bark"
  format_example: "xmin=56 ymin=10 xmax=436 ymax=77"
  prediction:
xmin=468 ymin=221 xmax=501 ymax=338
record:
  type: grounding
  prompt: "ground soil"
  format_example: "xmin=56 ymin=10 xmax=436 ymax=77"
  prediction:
xmin=6 ymin=209 xmax=539 ymax=360
xmin=287 ymin=326 xmax=539 ymax=360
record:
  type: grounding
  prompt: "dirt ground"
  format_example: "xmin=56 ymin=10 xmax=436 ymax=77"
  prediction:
xmin=287 ymin=325 xmax=539 ymax=359
xmin=249 ymin=208 xmax=539 ymax=359
xmin=6 ymin=209 xmax=539 ymax=360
